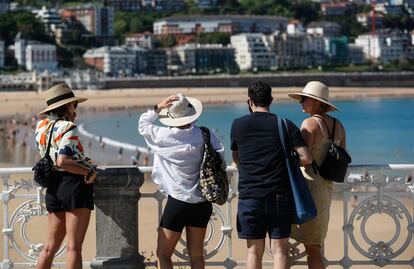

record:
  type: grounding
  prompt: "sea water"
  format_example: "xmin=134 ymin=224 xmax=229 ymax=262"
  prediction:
xmin=81 ymin=98 xmax=414 ymax=165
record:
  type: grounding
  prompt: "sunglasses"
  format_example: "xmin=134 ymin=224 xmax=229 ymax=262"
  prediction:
xmin=73 ymin=102 xmax=78 ymax=109
xmin=299 ymin=96 xmax=306 ymax=104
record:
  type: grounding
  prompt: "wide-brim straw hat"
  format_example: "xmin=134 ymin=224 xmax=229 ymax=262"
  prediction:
xmin=288 ymin=81 xmax=338 ymax=111
xmin=39 ymin=83 xmax=87 ymax=115
xmin=159 ymin=94 xmax=203 ymax=127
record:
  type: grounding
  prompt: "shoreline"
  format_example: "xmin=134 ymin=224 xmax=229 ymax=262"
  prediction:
xmin=1 ymin=86 xmax=414 ymax=117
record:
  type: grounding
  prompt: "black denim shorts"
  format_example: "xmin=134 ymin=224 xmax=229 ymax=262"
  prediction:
xmin=160 ymin=196 xmax=212 ymax=232
xmin=45 ymin=171 xmax=94 ymax=213
xmin=237 ymin=192 xmax=293 ymax=239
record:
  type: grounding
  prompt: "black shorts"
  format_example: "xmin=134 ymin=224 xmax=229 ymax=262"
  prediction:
xmin=160 ymin=196 xmax=212 ymax=232
xmin=45 ymin=171 xmax=94 ymax=213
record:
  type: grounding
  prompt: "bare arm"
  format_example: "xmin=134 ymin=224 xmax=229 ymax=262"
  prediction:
xmin=296 ymin=118 xmax=317 ymax=166
xmin=231 ymin=150 xmax=239 ymax=167
xmin=56 ymin=155 xmax=97 ymax=184
xmin=295 ymin=146 xmax=313 ymax=166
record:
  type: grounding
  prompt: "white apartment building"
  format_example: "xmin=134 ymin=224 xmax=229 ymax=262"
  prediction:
xmin=33 ymin=6 xmax=64 ymax=33
xmin=231 ymin=33 xmax=275 ymax=71
xmin=14 ymin=34 xmax=57 ymax=71
xmin=154 ymin=15 xmax=288 ymax=36
xmin=269 ymin=32 xmax=325 ymax=69
xmin=306 ymin=21 xmax=342 ymax=37
xmin=355 ymin=30 xmax=405 ymax=63
xmin=83 ymin=46 xmax=135 ymax=76
xmin=125 ymin=32 xmax=154 ymax=49
xmin=25 ymin=43 xmax=57 ymax=71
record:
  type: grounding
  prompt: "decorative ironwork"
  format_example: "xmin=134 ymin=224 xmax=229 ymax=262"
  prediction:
xmin=1 ymin=165 xmax=414 ymax=269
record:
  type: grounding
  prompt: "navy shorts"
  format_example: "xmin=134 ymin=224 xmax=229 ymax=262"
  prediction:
xmin=160 ymin=196 xmax=212 ymax=232
xmin=237 ymin=192 xmax=293 ymax=239
xmin=45 ymin=171 xmax=94 ymax=213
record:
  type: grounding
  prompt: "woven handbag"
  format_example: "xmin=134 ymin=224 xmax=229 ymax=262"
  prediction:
xmin=198 ymin=127 xmax=229 ymax=205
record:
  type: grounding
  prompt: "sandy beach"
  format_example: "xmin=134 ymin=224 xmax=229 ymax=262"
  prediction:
xmin=1 ymin=87 xmax=413 ymax=268
xmin=1 ymin=86 xmax=414 ymax=117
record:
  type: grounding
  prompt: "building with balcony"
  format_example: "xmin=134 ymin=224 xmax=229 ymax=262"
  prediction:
xmin=83 ymin=46 xmax=135 ymax=76
xmin=231 ymin=33 xmax=276 ymax=71
xmin=306 ymin=21 xmax=342 ymax=37
xmin=14 ymin=34 xmax=57 ymax=72
xmin=354 ymin=29 xmax=406 ymax=63
xmin=154 ymin=15 xmax=289 ymax=36
xmin=125 ymin=32 xmax=154 ymax=49
xmin=269 ymin=32 xmax=326 ymax=69
xmin=60 ymin=5 xmax=114 ymax=43
xmin=32 ymin=6 xmax=64 ymax=34
xmin=175 ymin=43 xmax=236 ymax=74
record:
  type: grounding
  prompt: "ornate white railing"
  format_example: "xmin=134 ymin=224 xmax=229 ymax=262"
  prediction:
xmin=1 ymin=165 xmax=414 ymax=269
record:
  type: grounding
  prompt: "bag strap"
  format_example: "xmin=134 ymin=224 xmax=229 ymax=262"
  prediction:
xmin=45 ymin=120 xmax=60 ymax=157
xmin=200 ymin=126 xmax=210 ymax=145
xmin=313 ymin=115 xmax=335 ymax=141
xmin=277 ymin=117 xmax=293 ymax=158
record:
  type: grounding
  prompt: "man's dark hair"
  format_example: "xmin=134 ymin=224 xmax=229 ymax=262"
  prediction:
xmin=248 ymin=81 xmax=272 ymax=107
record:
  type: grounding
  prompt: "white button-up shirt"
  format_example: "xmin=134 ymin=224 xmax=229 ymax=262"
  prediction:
xmin=138 ymin=109 xmax=225 ymax=203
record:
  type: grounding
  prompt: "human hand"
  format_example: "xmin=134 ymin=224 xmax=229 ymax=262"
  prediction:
xmin=84 ymin=169 xmax=97 ymax=184
xmin=158 ymin=95 xmax=180 ymax=110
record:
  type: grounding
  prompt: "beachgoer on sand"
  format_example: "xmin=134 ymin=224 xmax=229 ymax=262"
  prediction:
xmin=138 ymin=93 xmax=225 ymax=269
xmin=289 ymin=81 xmax=347 ymax=269
xmin=34 ymin=83 xmax=96 ymax=269
xmin=230 ymin=81 xmax=312 ymax=269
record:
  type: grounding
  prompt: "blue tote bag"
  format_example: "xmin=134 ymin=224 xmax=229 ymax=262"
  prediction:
xmin=277 ymin=117 xmax=317 ymax=225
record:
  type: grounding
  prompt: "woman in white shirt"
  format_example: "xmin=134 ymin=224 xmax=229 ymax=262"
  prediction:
xmin=138 ymin=93 xmax=225 ymax=269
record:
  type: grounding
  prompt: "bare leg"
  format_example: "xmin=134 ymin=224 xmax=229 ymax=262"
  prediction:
xmin=35 ymin=212 xmax=66 ymax=269
xmin=246 ymin=239 xmax=265 ymax=269
xmin=270 ymin=238 xmax=290 ymax=269
xmin=156 ymin=227 xmax=181 ymax=269
xmin=65 ymin=208 xmax=91 ymax=269
xmin=305 ymin=244 xmax=325 ymax=269
xmin=185 ymin=226 xmax=207 ymax=269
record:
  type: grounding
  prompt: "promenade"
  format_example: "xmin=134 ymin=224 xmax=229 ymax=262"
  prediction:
xmin=1 ymin=165 xmax=413 ymax=269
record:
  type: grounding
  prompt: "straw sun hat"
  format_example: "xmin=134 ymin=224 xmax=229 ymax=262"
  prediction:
xmin=39 ymin=83 xmax=87 ymax=115
xmin=288 ymin=81 xmax=338 ymax=111
xmin=158 ymin=93 xmax=203 ymax=127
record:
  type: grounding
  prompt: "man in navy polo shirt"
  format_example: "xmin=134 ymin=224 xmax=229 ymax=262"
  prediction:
xmin=230 ymin=81 xmax=312 ymax=269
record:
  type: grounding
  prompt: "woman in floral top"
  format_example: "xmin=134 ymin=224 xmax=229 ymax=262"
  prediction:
xmin=34 ymin=83 xmax=96 ymax=269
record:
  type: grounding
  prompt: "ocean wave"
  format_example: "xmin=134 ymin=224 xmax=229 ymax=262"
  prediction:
xmin=78 ymin=123 xmax=150 ymax=154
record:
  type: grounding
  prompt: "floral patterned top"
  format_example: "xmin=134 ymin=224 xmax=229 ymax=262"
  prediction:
xmin=34 ymin=115 xmax=87 ymax=166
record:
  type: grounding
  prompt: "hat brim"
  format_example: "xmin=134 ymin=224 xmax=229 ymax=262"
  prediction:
xmin=39 ymin=97 xmax=88 ymax=115
xmin=158 ymin=97 xmax=203 ymax=127
xmin=288 ymin=93 xmax=338 ymax=112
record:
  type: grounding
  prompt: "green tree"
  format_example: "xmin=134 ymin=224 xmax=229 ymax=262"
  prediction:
xmin=196 ymin=32 xmax=230 ymax=45
xmin=0 ymin=11 xmax=53 ymax=46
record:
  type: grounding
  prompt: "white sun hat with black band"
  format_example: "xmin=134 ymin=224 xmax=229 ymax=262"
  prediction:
xmin=39 ymin=83 xmax=87 ymax=115
xmin=288 ymin=81 xmax=338 ymax=111
xmin=158 ymin=93 xmax=203 ymax=127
